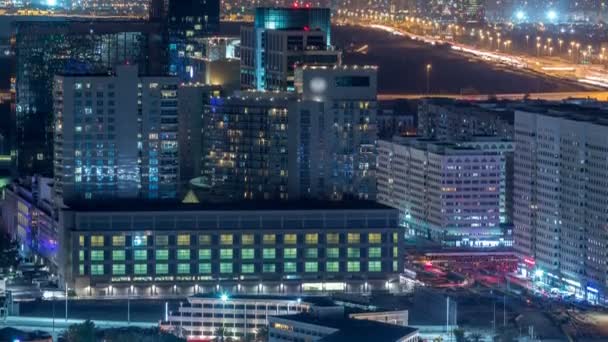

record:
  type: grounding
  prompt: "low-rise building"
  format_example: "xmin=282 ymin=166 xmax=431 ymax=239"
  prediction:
xmin=59 ymin=200 xmax=402 ymax=297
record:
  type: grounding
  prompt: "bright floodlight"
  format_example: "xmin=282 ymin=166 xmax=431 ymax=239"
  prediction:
xmin=220 ymin=293 xmax=229 ymax=302
xmin=47 ymin=0 xmax=57 ymax=6
xmin=547 ymin=10 xmax=558 ymax=21
xmin=535 ymin=269 xmax=544 ymax=277
xmin=515 ymin=10 xmax=525 ymax=20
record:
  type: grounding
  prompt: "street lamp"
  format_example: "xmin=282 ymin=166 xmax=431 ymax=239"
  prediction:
xmin=425 ymin=64 xmax=432 ymax=94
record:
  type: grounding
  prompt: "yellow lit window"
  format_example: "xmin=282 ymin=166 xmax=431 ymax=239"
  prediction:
xmin=347 ymin=233 xmax=360 ymax=244
xmin=112 ymin=235 xmax=125 ymax=246
xmin=177 ymin=234 xmax=191 ymax=246
xmin=241 ymin=234 xmax=255 ymax=245
xmin=220 ymin=234 xmax=233 ymax=245
xmin=393 ymin=247 xmax=399 ymax=257
xmin=284 ymin=234 xmax=297 ymax=244
xmin=326 ymin=233 xmax=339 ymax=244
xmin=393 ymin=232 xmax=398 ymax=242
xmin=199 ymin=234 xmax=211 ymax=245
xmin=368 ymin=233 xmax=382 ymax=244
xmin=263 ymin=234 xmax=276 ymax=244
xmin=305 ymin=233 xmax=318 ymax=244
xmin=79 ymin=235 xmax=85 ymax=247
xmin=91 ymin=235 xmax=104 ymax=247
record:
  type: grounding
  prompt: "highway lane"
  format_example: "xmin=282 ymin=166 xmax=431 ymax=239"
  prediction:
xmin=378 ymin=91 xmax=608 ymax=101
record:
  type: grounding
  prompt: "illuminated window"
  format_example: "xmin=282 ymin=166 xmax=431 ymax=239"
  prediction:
xmin=112 ymin=250 xmax=125 ymax=261
xmin=198 ymin=234 xmax=211 ymax=245
xmin=177 ymin=264 xmax=190 ymax=274
xmin=156 ymin=249 xmax=169 ymax=260
xmin=155 ymin=235 xmax=169 ymax=246
xmin=263 ymin=248 xmax=276 ymax=259
xmin=134 ymin=250 xmax=147 ymax=261
xmin=305 ymin=248 xmax=318 ymax=258
xmin=284 ymin=234 xmax=297 ymax=244
xmin=91 ymin=250 xmax=104 ymax=261
xmin=220 ymin=263 xmax=233 ymax=273
xmin=263 ymin=234 xmax=276 ymax=244
xmin=79 ymin=235 xmax=85 ymax=247
xmin=284 ymin=248 xmax=297 ymax=259
xmin=177 ymin=234 xmax=191 ymax=246
xmin=112 ymin=236 xmax=125 ymax=246
xmin=305 ymin=234 xmax=318 ymax=244
xmin=177 ymin=249 xmax=191 ymax=260
xmin=241 ymin=234 xmax=255 ymax=245
xmin=368 ymin=261 xmax=382 ymax=272
xmin=242 ymin=248 xmax=255 ymax=259
xmin=220 ymin=249 xmax=233 ymax=260
xmin=199 ymin=249 xmax=211 ymax=260
xmin=220 ymin=234 xmax=233 ymax=245
xmin=156 ymin=264 xmax=169 ymax=275
xmin=132 ymin=235 xmax=147 ymax=247
xmin=134 ymin=264 xmax=147 ymax=275
xmin=393 ymin=232 xmax=398 ymax=242
xmin=368 ymin=233 xmax=382 ymax=244
xmin=326 ymin=233 xmax=339 ymax=244
xmin=347 ymin=248 xmax=360 ymax=258
xmin=78 ymin=250 xmax=85 ymax=261
xmin=263 ymin=264 xmax=276 ymax=273
xmin=79 ymin=264 xmax=85 ymax=275
xmin=347 ymin=233 xmax=360 ymax=244
xmin=91 ymin=264 xmax=104 ymax=276
xmin=199 ymin=263 xmax=211 ymax=274
xmin=393 ymin=261 xmax=398 ymax=272
xmin=242 ymin=264 xmax=255 ymax=273
xmin=305 ymin=262 xmax=318 ymax=273
xmin=393 ymin=247 xmax=399 ymax=257
xmin=347 ymin=261 xmax=360 ymax=272
xmin=327 ymin=248 xmax=340 ymax=258
xmin=91 ymin=235 xmax=104 ymax=247
xmin=112 ymin=264 xmax=125 ymax=275
xmin=326 ymin=261 xmax=339 ymax=272
xmin=284 ymin=262 xmax=297 ymax=273
xmin=369 ymin=247 xmax=382 ymax=258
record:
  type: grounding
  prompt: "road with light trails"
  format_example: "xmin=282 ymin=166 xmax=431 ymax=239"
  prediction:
xmin=378 ymin=91 xmax=608 ymax=101
xmin=343 ymin=18 xmax=608 ymax=89
xmin=0 ymin=316 xmax=156 ymax=333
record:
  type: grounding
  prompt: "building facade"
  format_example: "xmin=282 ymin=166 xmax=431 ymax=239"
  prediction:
xmin=13 ymin=20 xmax=167 ymax=176
xmin=58 ymin=201 xmax=402 ymax=297
xmin=377 ymin=137 xmax=506 ymax=247
xmin=289 ymin=65 xmax=378 ymax=200
xmin=240 ymin=7 xmax=338 ymax=91
xmin=201 ymin=93 xmax=292 ymax=202
xmin=53 ymin=65 xmax=179 ymax=202
xmin=514 ymin=106 xmax=608 ymax=304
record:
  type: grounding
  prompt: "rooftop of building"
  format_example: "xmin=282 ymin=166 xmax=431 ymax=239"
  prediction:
xmin=273 ymin=313 xmax=418 ymax=342
xmin=514 ymin=102 xmax=608 ymax=126
xmin=189 ymin=293 xmax=336 ymax=306
xmin=384 ymin=136 xmax=510 ymax=155
xmin=63 ymin=199 xmax=394 ymax=213
xmin=420 ymin=98 xmax=515 ymax=123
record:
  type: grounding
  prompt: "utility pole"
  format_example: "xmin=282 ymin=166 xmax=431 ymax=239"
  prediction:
xmin=493 ymin=300 xmax=496 ymax=332
xmin=503 ymin=295 xmax=506 ymax=327
xmin=128 ymin=286 xmax=131 ymax=325
xmin=52 ymin=296 xmax=55 ymax=333
xmin=65 ymin=285 xmax=68 ymax=322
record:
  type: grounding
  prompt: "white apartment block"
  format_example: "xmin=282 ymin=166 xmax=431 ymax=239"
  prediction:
xmin=53 ymin=65 xmax=179 ymax=202
xmin=377 ymin=137 xmax=504 ymax=247
xmin=514 ymin=107 xmax=608 ymax=304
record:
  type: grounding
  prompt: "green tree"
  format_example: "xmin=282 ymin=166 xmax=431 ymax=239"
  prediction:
xmin=0 ymin=230 xmax=20 ymax=273
xmin=63 ymin=320 xmax=96 ymax=342
xmin=255 ymin=326 xmax=268 ymax=342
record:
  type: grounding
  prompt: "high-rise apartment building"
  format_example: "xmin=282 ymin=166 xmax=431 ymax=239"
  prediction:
xmin=201 ymin=92 xmax=292 ymax=202
xmin=53 ymin=65 xmax=179 ymax=203
xmin=166 ymin=0 xmax=221 ymax=81
xmin=514 ymin=105 xmax=608 ymax=304
xmin=377 ymin=137 xmax=506 ymax=247
xmin=289 ymin=65 xmax=378 ymax=200
xmin=240 ymin=7 xmax=340 ymax=91
xmin=13 ymin=20 xmax=167 ymax=176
